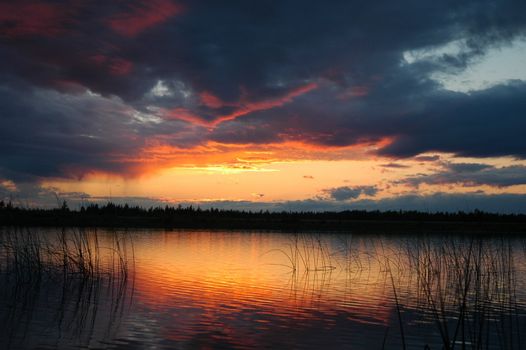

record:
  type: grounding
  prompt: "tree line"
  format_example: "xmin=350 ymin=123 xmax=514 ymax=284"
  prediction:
xmin=1 ymin=200 xmax=525 ymax=231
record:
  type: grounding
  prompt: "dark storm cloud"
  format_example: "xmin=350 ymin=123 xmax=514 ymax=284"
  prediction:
xmin=0 ymin=180 xmax=169 ymax=209
xmin=377 ymin=82 xmax=526 ymax=158
xmin=322 ymin=186 xmax=378 ymax=201
xmin=3 ymin=0 xmax=525 ymax=102
xmin=398 ymin=163 xmax=526 ymax=188
xmin=191 ymin=193 xmax=526 ymax=214
xmin=0 ymin=82 xmax=196 ymax=180
xmin=380 ymin=163 xmax=410 ymax=169
xmin=414 ymin=155 xmax=441 ymax=162
xmin=1 ymin=0 xmax=526 ymax=180
xmin=240 ymin=74 xmax=526 ymax=157
xmin=342 ymin=193 xmax=526 ymax=214
xmin=4 ymin=183 xmax=526 ymax=213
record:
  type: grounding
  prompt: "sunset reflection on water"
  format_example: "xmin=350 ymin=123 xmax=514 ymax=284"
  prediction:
xmin=2 ymin=229 xmax=526 ymax=349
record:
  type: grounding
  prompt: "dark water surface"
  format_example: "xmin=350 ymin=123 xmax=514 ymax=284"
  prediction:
xmin=1 ymin=228 xmax=526 ymax=349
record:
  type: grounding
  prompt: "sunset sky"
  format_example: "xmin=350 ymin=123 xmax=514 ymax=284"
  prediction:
xmin=1 ymin=0 xmax=526 ymax=212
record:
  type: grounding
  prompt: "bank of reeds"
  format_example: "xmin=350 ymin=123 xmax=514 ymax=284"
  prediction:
xmin=400 ymin=236 xmax=526 ymax=349
xmin=278 ymin=233 xmax=526 ymax=349
xmin=269 ymin=233 xmax=336 ymax=272
xmin=0 ymin=228 xmax=133 ymax=349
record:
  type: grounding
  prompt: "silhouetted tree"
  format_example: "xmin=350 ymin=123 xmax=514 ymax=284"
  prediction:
xmin=61 ymin=200 xmax=69 ymax=212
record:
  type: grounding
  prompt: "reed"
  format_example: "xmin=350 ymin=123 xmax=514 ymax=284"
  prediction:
xmin=265 ymin=233 xmax=337 ymax=274
xmin=395 ymin=235 xmax=526 ymax=349
xmin=0 ymin=227 xmax=133 ymax=349
xmin=276 ymin=233 xmax=526 ymax=349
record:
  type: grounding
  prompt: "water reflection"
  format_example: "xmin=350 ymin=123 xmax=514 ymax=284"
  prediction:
xmin=0 ymin=228 xmax=133 ymax=349
xmin=1 ymin=229 xmax=526 ymax=349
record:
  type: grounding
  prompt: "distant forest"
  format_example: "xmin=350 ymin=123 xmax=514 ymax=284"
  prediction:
xmin=1 ymin=200 xmax=525 ymax=232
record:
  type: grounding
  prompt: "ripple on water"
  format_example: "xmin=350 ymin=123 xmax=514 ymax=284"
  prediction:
xmin=2 ymin=229 xmax=526 ymax=349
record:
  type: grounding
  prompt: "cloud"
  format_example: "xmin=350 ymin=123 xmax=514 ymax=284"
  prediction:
xmin=398 ymin=162 xmax=526 ymax=188
xmin=0 ymin=1 xmax=74 ymax=38
xmin=189 ymin=192 xmax=526 ymax=214
xmin=376 ymin=82 xmax=526 ymax=158
xmin=322 ymin=186 xmax=378 ymax=201
xmin=380 ymin=163 xmax=410 ymax=169
xmin=108 ymin=0 xmax=182 ymax=37
xmin=0 ymin=181 xmax=169 ymax=209
xmin=0 ymin=179 xmax=17 ymax=192
xmin=414 ymin=155 xmax=440 ymax=162
xmin=4 ymin=181 xmax=526 ymax=214
xmin=0 ymin=83 xmax=201 ymax=180
xmin=1 ymin=0 xmax=526 ymax=182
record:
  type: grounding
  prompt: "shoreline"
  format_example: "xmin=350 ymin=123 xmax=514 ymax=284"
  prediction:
xmin=2 ymin=204 xmax=526 ymax=233
xmin=2 ymin=215 xmax=526 ymax=233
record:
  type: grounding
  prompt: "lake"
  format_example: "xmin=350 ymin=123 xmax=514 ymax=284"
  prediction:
xmin=1 ymin=228 xmax=526 ymax=349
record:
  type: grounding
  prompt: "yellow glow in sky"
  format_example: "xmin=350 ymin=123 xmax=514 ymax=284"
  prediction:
xmin=42 ymin=152 xmax=526 ymax=204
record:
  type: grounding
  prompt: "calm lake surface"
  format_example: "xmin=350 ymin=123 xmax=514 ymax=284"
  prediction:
xmin=1 ymin=228 xmax=526 ymax=349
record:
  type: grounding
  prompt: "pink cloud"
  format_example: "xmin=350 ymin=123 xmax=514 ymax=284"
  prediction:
xmin=337 ymin=86 xmax=370 ymax=100
xmin=212 ymin=82 xmax=318 ymax=126
xmin=108 ymin=58 xmax=134 ymax=75
xmin=108 ymin=0 xmax=182 ymax=37
xmin=164 ymin=82 xmax=318 ymax=127
xmin=0 ymin=1 xmax=71 ymax=38
xmin=162 ymin=108 xmax=206 ymax=126
xmin=200 ymin=91 xmax=227 ymax=109
xmin=88 ymin=55 xmax=134 ymax=76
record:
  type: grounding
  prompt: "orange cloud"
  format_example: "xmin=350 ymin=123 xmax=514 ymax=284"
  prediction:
xmin=49 ymin=135 xmax=394 ymax=182
xmin=112 ymin=137 xmax=393 ymax=177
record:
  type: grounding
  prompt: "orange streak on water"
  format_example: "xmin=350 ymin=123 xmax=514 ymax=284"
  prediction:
xmin=129 ymin=231 xmax=396 ymax=344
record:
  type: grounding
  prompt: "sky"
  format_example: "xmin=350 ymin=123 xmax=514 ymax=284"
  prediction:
xmin=1 ymin=0 xmax=526 ymax=212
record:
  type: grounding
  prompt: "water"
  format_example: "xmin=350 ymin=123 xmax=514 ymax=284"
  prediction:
xmin=1 ymin=228 xmax=526 ymax=349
